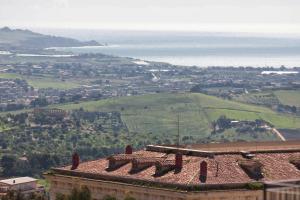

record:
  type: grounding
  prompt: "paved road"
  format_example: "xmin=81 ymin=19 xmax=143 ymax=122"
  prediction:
xmin=272 ymin=128 xmax=286 ymax=141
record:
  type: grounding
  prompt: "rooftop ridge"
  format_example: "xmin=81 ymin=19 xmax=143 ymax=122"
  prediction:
xmin=146 ymin=145 xmax=215 ymax=157
xmin=146 ymin=144 xmax=300 ymax=156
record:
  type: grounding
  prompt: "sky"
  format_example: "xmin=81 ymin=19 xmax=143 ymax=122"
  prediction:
xmin=1 ymin=0 xmax=300 ymax=34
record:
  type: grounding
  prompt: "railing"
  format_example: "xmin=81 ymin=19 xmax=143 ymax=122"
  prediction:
xmin=264 ymin=180 xmax=300 ymax=200
xmin=0 ymin=186 xmax=8 ymax=192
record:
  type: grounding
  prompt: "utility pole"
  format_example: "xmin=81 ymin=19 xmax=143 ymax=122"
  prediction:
xmin=177 ymin=114 xmax=180 ymax=147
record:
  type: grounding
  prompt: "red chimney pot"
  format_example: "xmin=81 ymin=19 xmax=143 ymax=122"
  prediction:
xmin=175 ymin=153 xmax=183 ymax=169
xmin=71 ymin=152 xmax=80 ymax=170
xmin=200 ymin=161 xmax=208 ymax=183
xmin=125 ymin=145 xmax=133 ymax=154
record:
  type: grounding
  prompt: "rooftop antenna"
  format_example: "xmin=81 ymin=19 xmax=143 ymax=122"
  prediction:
xmin=124 ymin=122 xmax=131 ymax=152
xmin=215 ymin=160 xmax=219 ymax=177
xmin=177 ymin=114 xmax=180 ymax=147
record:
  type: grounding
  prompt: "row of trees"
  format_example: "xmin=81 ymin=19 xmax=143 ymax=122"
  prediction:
xmin=1 ymin=191 xmax=44 ymax=200
xmin=55 ymin=187 xmax=135 ymax=200
xmin=0 ymin=154 xmax=61 ymax=177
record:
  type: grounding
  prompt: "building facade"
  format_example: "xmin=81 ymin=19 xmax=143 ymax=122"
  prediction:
xmin=0 ymin=177 xmax=45 ymax=198
xmin=45 ymin=141 xmax=300 ymax=200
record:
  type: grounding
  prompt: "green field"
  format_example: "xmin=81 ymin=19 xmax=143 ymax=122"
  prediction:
xmin=234 ymin=90 xmax=300 ymax=108
xmin=27 ymin=78 xmax=80 ymax=89
xmin=0 ymin=72 xmax=80 ymax=89
xmin=274 ymin=90 xmax=300 ymax=107
xmin=233 ymin=92 xmax=279 ymax=106
xmin=2 ymin=92 xmax=299 ymax=142
xmin=46 ymin=93 xmax=300 ymax=141
xmin=37 ymin=179 xmax=50 ymax=191
xmin=0 ymin=73 xmax=22 ymax=79
xmin=209 ymin=128 xmax=277 ymax=142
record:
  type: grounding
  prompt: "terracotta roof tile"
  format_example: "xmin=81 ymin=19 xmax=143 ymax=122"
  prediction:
xmin=57 ymin=150 xmax=300 ymax=186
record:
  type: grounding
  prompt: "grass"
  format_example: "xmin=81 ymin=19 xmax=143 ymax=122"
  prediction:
xmin=274 ymin=90 xmax=300 ymax=107
xmin=37 ymin=179 xmax=50 ymax=191
xmin=2 ymin=92 xmax=300 ymax=141
xmin=0 ymin=72 xmax=80 ymax=89
xmin=209 ymin=128 xmax=276 ymax=142
xmin=234 ymin=90 xmax=300 ymax=108
xmin=54 ymin=93 xmax=212 ymax=139
xmin=233 ymin=92 xmax=279 ymax=106
xmin=27 ymin=78 xmax=79 ymax=89
xmin=0 ymin=73 xmax=22 ymax=79
xmin=50 ymin=93 xmax=300 ymax=137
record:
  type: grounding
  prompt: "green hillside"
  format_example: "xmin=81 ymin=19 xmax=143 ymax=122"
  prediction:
xmin=234 ymin=90 xmax=300 ymax=108
xmin=274 ymin=90 xmax=300 ymax=107
xmin=3 ymin=92 xmax=298 ymax=143
xmin=0 ymin=26 xmax=99 ymax=50
xmin=49 ymin=93 xmax=300 ymax=141
xmin=1 ymin=91 xmax=298 ymax=177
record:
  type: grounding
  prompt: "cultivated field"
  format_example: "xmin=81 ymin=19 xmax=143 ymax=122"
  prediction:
xmin=50 ymin=93 xmax=300 ymax=141
xmin=0 ymin=72 xmax=80 ymax=89
xmin=275 ymin=90 xmax=300 ymax=107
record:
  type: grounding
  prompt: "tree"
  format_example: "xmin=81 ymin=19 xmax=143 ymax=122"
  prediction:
xmin=102 ymin=195 xmax=117 ymax=200
xmin=55 ymin=193 xmax=67 ymax=200
xmin=1 ymin=155 xmax=17 ymax=176
xmin=211 ymin=121 xmax=217 ymax=134
xmin=2 ymin=190 xmax=43 ymax=200
xmin=68 ymin=188 xmax=80 ymax=200
xmin=30 ymin=98 xmax=48 ymax=107
xmin=1 ymin=191 xmax=16 ymax=200
xmin=292 ymin=106 xmax=297 ymax=113
xmin=78 ymin=186 xmax=91 ymax=200
xmin=55 ymin=187 xmax=91 ymax=200
xmin=216 ymin=115 xmax=231 ymax=130
xmin=124 ymin=196 xmax=136 ymax=200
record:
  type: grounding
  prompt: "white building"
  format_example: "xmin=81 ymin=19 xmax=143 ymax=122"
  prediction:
xmin=0 ymin=177 xmax=44 ymax=197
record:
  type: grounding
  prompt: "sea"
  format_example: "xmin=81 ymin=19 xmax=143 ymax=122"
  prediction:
xmin=38 ymin=29 xmax=300 ymax=68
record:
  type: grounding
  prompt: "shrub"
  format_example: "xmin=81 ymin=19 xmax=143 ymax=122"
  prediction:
xmin=246 ymin=182 xmax=264 ymax=190
xmin=124 ymin=196 xmax=136 ymax=200
xmin=103 ymin=195 xmax=117 ymax=200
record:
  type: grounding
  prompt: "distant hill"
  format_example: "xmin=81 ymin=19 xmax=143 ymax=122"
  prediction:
xmin=44 ymin=92 xmax=300 ymax=142
xmin=0 ymin=27 xmax=101 ymax=51
xmin=3 ymin=92 xmax=300 ymax=144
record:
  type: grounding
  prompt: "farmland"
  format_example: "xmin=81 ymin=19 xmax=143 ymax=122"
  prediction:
xmin=47 ymin=93 xmax=300 ymax=140
xmin=274 ymin=90 xmax=300 ymax=107
xmin=233 ymin=92 xmax=279 ymax=106
xmin=2 ymin=91 xmax=300 ymax=143
xmin=2 ymin=91 xmax=293 ymax=170
xmin=26 ymin=78 xmax=80 ymax=89
xmin=0 ymin=72 xmax=80 ymax=89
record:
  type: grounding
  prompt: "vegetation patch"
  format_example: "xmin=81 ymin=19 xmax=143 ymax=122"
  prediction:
xmin=274 ymin=90 xmax=300 ymax=107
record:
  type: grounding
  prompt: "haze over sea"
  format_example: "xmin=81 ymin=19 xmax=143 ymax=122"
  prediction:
xmin=44 ymin=29 xmax=300 ymax=68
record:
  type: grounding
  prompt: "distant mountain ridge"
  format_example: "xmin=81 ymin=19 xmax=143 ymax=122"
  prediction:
xmin=0 ymin=26 xmax=101 ymax=51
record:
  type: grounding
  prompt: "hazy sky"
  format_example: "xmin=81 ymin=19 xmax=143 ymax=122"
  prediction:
xmin=1 ymin=0 xmax=300 ymax=33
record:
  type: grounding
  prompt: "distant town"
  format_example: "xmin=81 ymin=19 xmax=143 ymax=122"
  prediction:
xmin=1 ymin=27 xmax=300 ymax=200
xmin=1 ymin=53 xmax=300 ymax=114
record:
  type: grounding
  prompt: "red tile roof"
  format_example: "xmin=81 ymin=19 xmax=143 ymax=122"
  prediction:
xmin=54 ymin=148 xmax=300 ymax=187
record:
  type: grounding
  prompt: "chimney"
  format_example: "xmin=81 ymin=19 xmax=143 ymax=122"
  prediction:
xmin=200 ymin=161 xmax=207 ymax=183
xmin=238 ymin=160 xmax=263 ymax=180
xmin=175 ymin=153 xmax=183 ymax=170
xmin=71 ymin=152 xmax=80 ymax=170
xmin=290 ymin=156 xmax=300 ymax=169
xmin=131 ymin=158 xmax=159 ymax=172
xmin=107 ymin=154 xmax=136 ymax=170
xmin=125 ymin=145 xmax=133 ymax=154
